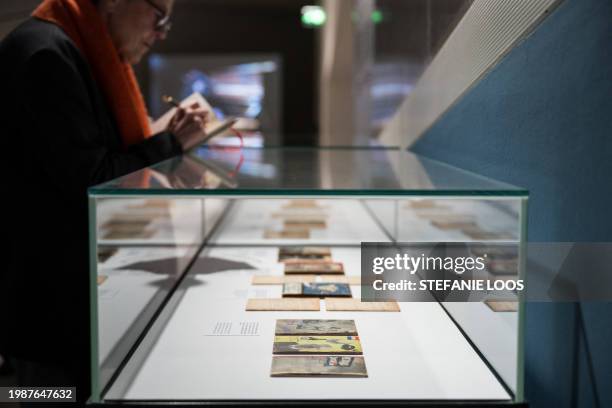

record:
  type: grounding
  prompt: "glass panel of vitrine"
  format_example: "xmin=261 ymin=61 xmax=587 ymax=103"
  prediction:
xmin=101 ymin=197 xmax=518 ymax=402
xmin=89 ymin=148 xmax=526 ymax=197
xmin=91 ymin=196 xmax=230 ymax=398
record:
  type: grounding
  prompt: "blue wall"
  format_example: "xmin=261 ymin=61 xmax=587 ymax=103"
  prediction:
xmin=411 ymin=0 xmax=611 ymax=406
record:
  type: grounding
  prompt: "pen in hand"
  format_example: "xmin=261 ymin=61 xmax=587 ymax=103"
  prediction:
xmin=163 ymin=95 xmax=211 ymax=151
xmin=162 ymin=94 xmax=181 ymax=108
xmin=163 ymin=94 xmax=189 ymax=126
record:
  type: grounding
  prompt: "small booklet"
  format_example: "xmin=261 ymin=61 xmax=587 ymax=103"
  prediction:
xmin=251 ymin=275 xmax=317 ymax=285
xmin=284 ymin=261 xmax=344 ymax=275
xmin=271 ymin=355 xmax=368 ymax=377
xmin=275 ymin=319 xmax=358 ymax=336
xmin=264 ymin=229 xmax=310 ymax=239
xmin=282 ymin=199 xmax=322 ymax=209
xmin=273 ymin=335 xmax=362 ymax=354
xmin=284 ymin=219 xmax=327 ymax=229
xmin=278 ymin=246 xmax=332 ymax=262
xmin=245 ymin=298 xmax=320 ymax=311
xmin=485 ymin=300 xmax=518 ymax=312
xmin=151 ymin=92 xmax=237 ymax=145
xmin=325 ymin=298 xmax=400 ymax=312
xmin=283 ymin=282 xmax=351 ymax=298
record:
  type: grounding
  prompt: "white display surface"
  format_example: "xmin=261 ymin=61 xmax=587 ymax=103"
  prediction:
xmin=106 ymin=248 xmax=510 ymax=400
xmin=102 ymin=199 xmax=513 ymax=401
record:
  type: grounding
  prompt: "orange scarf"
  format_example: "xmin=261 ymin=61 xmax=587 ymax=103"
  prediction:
xmin=32 ymin=0 xmax=152 ymax=148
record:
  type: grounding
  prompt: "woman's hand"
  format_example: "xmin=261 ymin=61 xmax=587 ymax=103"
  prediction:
xmin=167 ymin=102 xmax=209 ymax=151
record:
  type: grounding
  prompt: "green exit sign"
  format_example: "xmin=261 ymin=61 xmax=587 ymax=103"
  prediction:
xmin=301 ymin=6 xmax=327 ymax=27
xmin=301 ymin=6 xmax=384 ymax=28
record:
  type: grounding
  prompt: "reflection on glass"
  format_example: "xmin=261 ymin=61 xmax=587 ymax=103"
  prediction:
xmin=371 ymin=0 xmax=473 ymax=136
xmin=94 ymin=196 xmax=210 ymax=392
xmin=91 ymin=148 xmax=525 ymax=195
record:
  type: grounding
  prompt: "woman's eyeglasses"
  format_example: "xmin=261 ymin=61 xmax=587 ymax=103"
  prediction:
xmin=142 ymin=0 xmax=172 ymax=34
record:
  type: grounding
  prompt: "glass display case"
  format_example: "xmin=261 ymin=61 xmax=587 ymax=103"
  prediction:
xmin=88 ymin=147 xmax=528 ymax=406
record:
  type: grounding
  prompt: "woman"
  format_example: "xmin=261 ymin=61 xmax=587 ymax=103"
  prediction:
xmin=0 ymin=0 xmax=207 ymax=404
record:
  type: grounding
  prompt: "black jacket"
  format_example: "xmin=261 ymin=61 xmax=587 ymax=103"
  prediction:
xmin=0 ymin=18 xmax=181 ymax=363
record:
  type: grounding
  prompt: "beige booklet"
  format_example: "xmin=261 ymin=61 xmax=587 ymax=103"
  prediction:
xmin=150 ymin=92 xmax=237 ymax=144
xmin=325 ymin=298 xmax=400 ymax=312
xmin=251 ymin=275 xmax=317 ymax=285
xmin=245 ymin=298 xmax=320 ymax=311
xmin=271 ymin=355 xmax=368 ymax=377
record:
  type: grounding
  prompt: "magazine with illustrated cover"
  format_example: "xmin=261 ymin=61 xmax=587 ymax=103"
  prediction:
xmin=283 ymin=283 xmax=351 ymax=297
xmin=273 ymin=335 xmax=362 ymax=354
xmin=275 ymin=319 xmax=358 ymax=336
xmin=271 ymin=355 xmax=368 ymax=377
xmin=303 ymin=282 xmax=351 ymax=297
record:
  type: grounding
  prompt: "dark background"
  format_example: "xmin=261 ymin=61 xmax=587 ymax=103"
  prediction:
xmin=134 ymin=0 xmax=318 ymax=146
